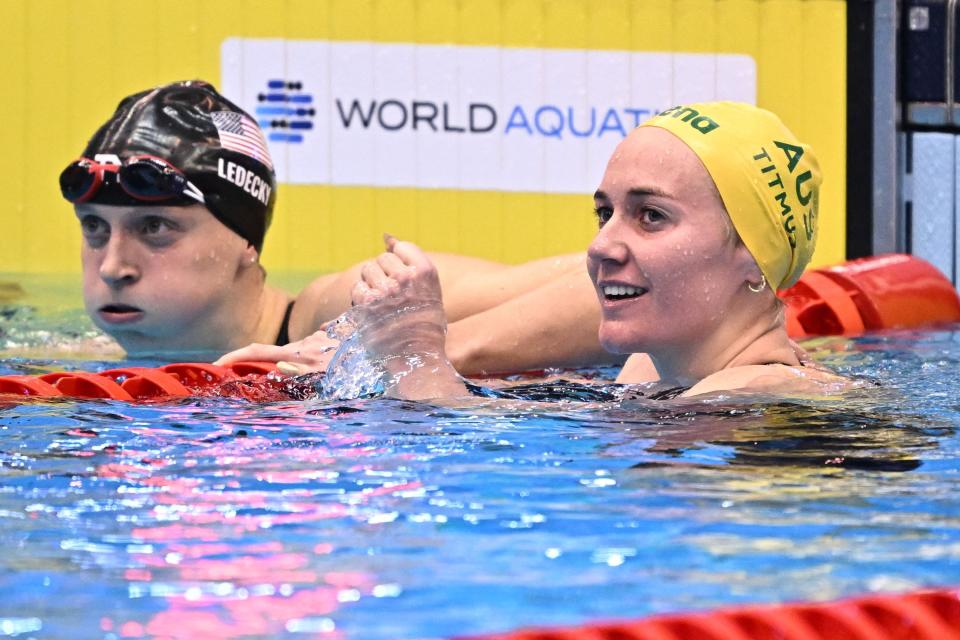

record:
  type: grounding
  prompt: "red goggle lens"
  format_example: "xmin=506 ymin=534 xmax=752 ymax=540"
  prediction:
xmin=59 ymin=161 xmax=103 ymax=203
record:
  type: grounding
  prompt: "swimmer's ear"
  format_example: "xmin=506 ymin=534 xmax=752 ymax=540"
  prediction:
xmin=241 ymin=242 xmax=260 ymax=268
xmin=733 ymin=241 xmax=764 ymax=287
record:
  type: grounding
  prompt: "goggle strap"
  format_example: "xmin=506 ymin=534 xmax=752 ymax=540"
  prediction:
xmin=182 ymin=180 xmax=206 ymax=204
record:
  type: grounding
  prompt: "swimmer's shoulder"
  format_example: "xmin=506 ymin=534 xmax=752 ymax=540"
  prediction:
xmin=616 ymin=353 xmax=659 ymax=383
xmin=683 ymin=363 xmax=854 ymax=398
xmin=285 ymin=271 xmax=359 ymax=340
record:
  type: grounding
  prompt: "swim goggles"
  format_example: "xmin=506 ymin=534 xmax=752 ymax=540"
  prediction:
xmin=59 ymin=155 xmax=205 ymax=205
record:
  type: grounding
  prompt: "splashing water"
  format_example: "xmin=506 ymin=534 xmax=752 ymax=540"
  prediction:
xmin=319 ymin=301 xmax=453 ymax=401
xmin=318 ymin=308 xmax=385 ymax=400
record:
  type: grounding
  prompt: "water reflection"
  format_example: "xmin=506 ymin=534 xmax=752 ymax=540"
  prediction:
xmin=1 ymin=330 xmax=960 ymax=638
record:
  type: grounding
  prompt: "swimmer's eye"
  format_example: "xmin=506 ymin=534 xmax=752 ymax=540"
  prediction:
xmin=143 ymin=218 xmax=173 ymax=233
xmin=638 ymin=207 xmax=668 ymax=227
xmin=80 ymin=215 xmax=109 ymax=247
xmin=140 ymin=216 xmax=177 ymax=235
xmin=136 ymin=216 xmax=181 ymax=248
xmin=594 ymin=206 xmax=613 ymax=227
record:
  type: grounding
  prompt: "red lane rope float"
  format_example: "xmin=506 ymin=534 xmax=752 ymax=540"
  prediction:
xmin=40 ymin=371 xmax=134 ymax=401
xmin=101 ymin=367 xmax=191 ymax=398
xmin=461 ymin=587 xmax=960 ymax=640
xmin=0 ymin=375 xmax=63 ymax=397
xmin=0 ymin=362 xmax=280 ymax=401
xmin=781 ymin=253 xmax=960 ymax=337
xmin=160 ymin=363 xmax=233 ymax=387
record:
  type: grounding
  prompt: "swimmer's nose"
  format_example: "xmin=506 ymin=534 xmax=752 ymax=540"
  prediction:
xmin=587 ymin=215 xmax=628 ymax=265
xmin=98 ymin=235 xmax=141 ymax=288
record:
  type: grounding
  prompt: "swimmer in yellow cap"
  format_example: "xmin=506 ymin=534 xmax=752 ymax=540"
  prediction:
xmin=342 ymin=102 xmax=850 ymax=400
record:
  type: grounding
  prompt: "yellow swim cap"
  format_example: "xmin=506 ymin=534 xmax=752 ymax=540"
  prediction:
xmin=640 ymin=102 xmax=821 ymax=290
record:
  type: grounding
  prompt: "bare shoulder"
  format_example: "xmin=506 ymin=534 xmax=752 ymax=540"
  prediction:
xmin=287 ymin=270 xmax=360 ymax=339
xmin=294 ymin=271 xmax=347 ymax=308
xmin=685 ymin=363 xmax=854 ymax=397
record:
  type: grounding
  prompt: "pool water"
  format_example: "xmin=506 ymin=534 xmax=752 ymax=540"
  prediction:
xmin=1 ymin=280 xmax=960 ymax=639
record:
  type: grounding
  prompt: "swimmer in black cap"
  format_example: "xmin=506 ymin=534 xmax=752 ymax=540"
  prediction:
xmin=60 ymin=80 xmax=295 ymax=358
xmin=62 ymin=80 xmax=614 ymax=370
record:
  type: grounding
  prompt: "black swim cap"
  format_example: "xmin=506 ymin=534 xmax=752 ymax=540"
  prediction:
xmin=72 ymin=80 xmax=276 ymax=252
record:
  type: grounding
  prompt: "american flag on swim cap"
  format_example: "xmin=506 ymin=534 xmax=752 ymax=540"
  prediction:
xmin=211 ymin=111 xmax=274 ymax=170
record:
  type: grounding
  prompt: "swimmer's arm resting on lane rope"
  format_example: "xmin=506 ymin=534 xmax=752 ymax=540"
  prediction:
xmin=286 ymin=250 xmax=511 ymax=342
xmin=294 ymin=251 xmax=623 ymax=375
xmin=442 ymin=268 xmax=625 ymax=376
xmin=219 ymin=252 xmax=623 ymax=376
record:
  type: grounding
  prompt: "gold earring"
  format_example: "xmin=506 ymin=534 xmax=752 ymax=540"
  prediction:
xmin=747 ymin=274 xmax=766 ymax=293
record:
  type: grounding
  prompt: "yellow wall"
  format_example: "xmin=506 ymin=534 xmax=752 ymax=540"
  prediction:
xmin=0 ymin=0 xmax=845 ymax=275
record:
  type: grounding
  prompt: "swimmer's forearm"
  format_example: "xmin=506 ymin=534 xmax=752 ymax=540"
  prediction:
xmin=446 ymin=324 xmax=621 ymax=376
xmin=444 ymin=270 xmax=624 ymax=376
xmin=440 ymin=252 xmax=586 ymax=321
xmin=381 ymin=353 xmax=469 ymax=400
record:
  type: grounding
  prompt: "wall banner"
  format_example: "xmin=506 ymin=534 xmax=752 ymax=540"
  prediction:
xmin=221 ymin=38 xmax=755 ymax=194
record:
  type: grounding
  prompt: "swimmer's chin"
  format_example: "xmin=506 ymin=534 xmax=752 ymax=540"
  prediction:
xmin=111 ymin=335 xmax=229 ymax=362
xmin=597 ymin=326 xmax=652 ymax=355
xmin=598 ymin=336 xmax=639 ymax=356
xmin=97 ymin=324 xmax=224 ymax=361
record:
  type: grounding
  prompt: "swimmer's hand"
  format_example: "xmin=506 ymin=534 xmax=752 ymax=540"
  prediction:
xmin=214 ymin=330 xmax=340 ymax=375
xmin=351 ymin=235 xmax=468 ymax=400
xmin=789 ymin=339 xmax=834 ymax=374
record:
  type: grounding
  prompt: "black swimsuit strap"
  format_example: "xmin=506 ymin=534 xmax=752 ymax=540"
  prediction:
xmin=644 ymin=385 xmax=690 ymax=401
xmin=274 ymin=300 xmax=295 ymax=346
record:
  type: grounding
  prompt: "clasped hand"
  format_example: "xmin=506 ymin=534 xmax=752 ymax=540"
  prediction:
xmin=216 ymin=235 xmax=448 ymax=376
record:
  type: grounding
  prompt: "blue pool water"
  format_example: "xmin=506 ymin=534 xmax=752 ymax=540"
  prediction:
xmin=1 ymin=283 xmax=960 ymax=639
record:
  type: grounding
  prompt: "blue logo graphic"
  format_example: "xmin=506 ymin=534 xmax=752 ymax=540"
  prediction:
xmin=255 ymin=80 xmax=315 ymax=144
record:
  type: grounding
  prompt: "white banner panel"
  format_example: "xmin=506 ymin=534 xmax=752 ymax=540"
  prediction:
xmin=221 ymin=39 xmax=756 ymax=194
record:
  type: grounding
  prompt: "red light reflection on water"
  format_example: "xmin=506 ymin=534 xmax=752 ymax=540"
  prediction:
xmin=93 ymin=404 xmax=414 ymax=638
xmin=138 ymin=586 xmax=344 ymax=638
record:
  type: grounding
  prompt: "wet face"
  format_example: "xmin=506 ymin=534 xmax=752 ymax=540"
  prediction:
xmin=75 ymin=204 xmax=252 ymax=354
xmin=587 ymin=127 xmax=756 ymax=355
